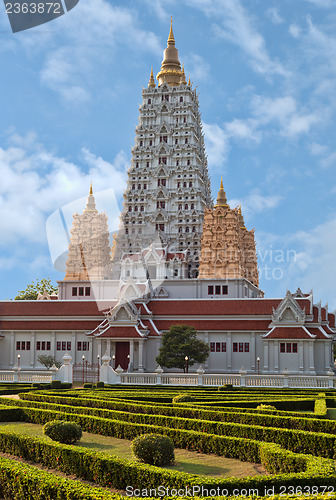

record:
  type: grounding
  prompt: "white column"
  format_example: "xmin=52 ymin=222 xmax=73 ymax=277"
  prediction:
xmin=309 ymin=340 xmax=315 ymax=374
xmin=274 ymin=341 xmax=279 ymax=373
xmin=138 ymin=340 xmax=144 ymax=372
xmin=130 ymin=340 xmax=134 ymax=365
xmin=30 ymin=331 xmax=35 ymax=367
xmin=97 ymin=339 xmax=102 ymax=359
xmin=325 ymin=341 xmax=331 ymax=371
xmin=299 ymin=341 xmax=304 ymax=372
xmin=51 ymin=331 xmax=56 ymax=358
xmin=227 ymin=332 xmax=232 ymax=370
xmin=204 ymin=332 xmax=209 ymax=369
xmin=106 ymin=340 xmax=111 ymax=357
xmin=10 ymin=332 xmax=14 ymax=368
xmin=88 ymin=340 xmax=93 ymax=363
xmin=71 ymin=332 xmax=76 ymax=363
xmin=263 ymin=341 xmax=269 ymax=373
xmin=250 ymin=332 xmax=256 ymax=371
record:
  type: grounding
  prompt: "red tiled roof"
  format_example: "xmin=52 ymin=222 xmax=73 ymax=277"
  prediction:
xmin=0 ymin=301 xmax=113 ymax=317
xmin=94 ymin=326 xmax=142 ymax=338
xmin=313 ymin=306 xmax=319 ymax=323
xmin=322 ymin=308 xmax=327 ymax=321
xmin=328 ymin=314 xmax=335 ymax=328
xmin=307 ymin=327 xmax=332 ymax=339
xmin=148 ymin=299 xmax=282 ymax=316
xmin=154 ymin=319 xmax=271 ymax=331
xmin=0 ymin=321 xmax=100 ymax=331
xmin=141 ymin=319 xmax=160 ymax=336
xmin=167 ymin=252 xmax=186 ymax=261
xmin=265 ymin=326 xmax=314 ymax=339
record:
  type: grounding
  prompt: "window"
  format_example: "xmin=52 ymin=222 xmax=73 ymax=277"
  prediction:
xmin=280 ymin=343 xmax=285 ymax=353
xmin=139 ymin=140 xmax=143 ymax=146
xmin=293 ymin=343 xmax=298 ymax=353
xmin=77 ymin=342 xmax=82 ymax=351
xmin=191 ymin=203 xmax=194 ymax=209
xmin=149 ymin=140 xmax=152 ymax=146
xmin=159 ymin=157 xmax=167 ymax=165
xmin=85 ymin=287 xmax=90 ymax=296
xmin=138 ymin=184 xmax=141 ymax=190
xmin=189 ymin=182 xmax=192 ymax=187
xmin=222 ymin=342 xmax=226 ymax=352
xmin=183 ymin=182 xmax=187 ymax=188
xmin=160 ymin=136 xmax=167 ymax=143
xmin=132 ymin=184 xmax=135 ymax=190
xmin=185 ymin=203 xmax=188 ymax=210
xmin=36 ymin=341 xmax=41 ymax=351
xmin=158 ymin=179 xmax=166 ymax=186
xmin=42 ymin=341 xmax=46 ymax=350
xmin=179 ymin=227 xmax=183 ymax=233
xmin=192 ymin=226 xmax=196 ymax=232
xmin=215 ymin=285 xmax=221 ymax=295
xmin=146 ymin=161 xmax=150 ymax=167
xmin=175 ymin=138 xmax=178 ymax=144
xmin=286 ymin=343 xmax=292 ymax=353
xmin=222 ymin=285 xmax=228 ymax=295
xmin=140 ymin=205 xmax=144 ymax=212
xmin=57 ymin=341 xmax=61 ymax=351
xmin=187 ymin=159 xmax=190 ymax=165
xmin=136 ymin=162 xmax=139 ymax=168
xmin=79 ymin=287 xmax=84 ymax=296
xmin=178 ymin=204 xmax=182 ymax=210
xmin=148 ymin=99 xmax=151 ymax=104
xmin=128 ymin=206 xmax=132 ymax=212
xmin=134 ymin=206 xmax=138 ymax=212
xmin=210 ymin=342 xmax=215 ymax=352
xmin=180 ymin=96 xmax=183 ymax=102
xmin=60 ymin=341 xmax=65 ymax=351
xmin=27 ymin=341 xmax=30 ymax=351
xmin=72 ymin=287 xmax=77 ymax=296
xmin=21 ymin=341 xmax=25 ymax=350
xmin=82 ymin=342 xmax=89 ymax=351
xmin=185 ymin=226 xmax=189 ymax=233
xmin=47 ymin=341 xmax=51 ymax=351
xmin=144 ymin=184 xmax=147 ymax=189
xmin=67 ymin=341 xmax=71 ymax=351
xmin=244 ymin=343 xmax=249 ymax=352
xmin=16 ymin=341 xmax=20 ymax=350
xmin=208 ymin=285 xmax=214 ymax=295
xmin=239 ymin=342 xmax=244 ymax=352
xmin=215 ymin=342 xmax=220 ymax=352
xmin=233 ymin=343 xmax=238 ymax=352
xmin=157 ymin=201 xmax=165 ymax=209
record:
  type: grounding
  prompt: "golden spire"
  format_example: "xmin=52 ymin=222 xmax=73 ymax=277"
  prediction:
xmin=188 ymin=76 xmax=191 ymax=86
xmin=181 ymin=63 xmax=187 ymax=85
xmin=168 ymin=16 xmax=175 ymax=44
xmin=89 ymin=182 xmax=93 ymax=196
xmin=238 ymin=203 xmax=247 ymax=230
xmin=156 ymin=18 xmax=182 ymax=87
xmin=148 ymin=67 xmax=156 ymax=88
xmin=215 ymin=177 xmax=229 ymax=208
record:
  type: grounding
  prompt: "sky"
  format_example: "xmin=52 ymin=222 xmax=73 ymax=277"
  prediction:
xmin=0 ymin=0 xmax=336 ymax=307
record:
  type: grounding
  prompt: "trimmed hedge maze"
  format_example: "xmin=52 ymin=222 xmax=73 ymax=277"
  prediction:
xmin=0 ymin=386 xmax=336 ymax=499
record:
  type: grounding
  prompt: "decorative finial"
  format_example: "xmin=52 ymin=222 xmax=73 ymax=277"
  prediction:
xmin=148 ymin=67 xmax=156 ymax=88
xmin=238 ymin=203 xmax=246 ymax=229
xmin=181 ymin=63 xmax=187 ymax=85
xmin=89 ymin=182 xmax=93 ymax=196
xmin=188 ymin=76 xmax=191 ymax=86
xmin=238 ymin=203 xmax=242 ymax=215
xmin=168 ymin=16 xmax=175 ymax=44
xmin=215 ymin=177 xmax=229 ymax=208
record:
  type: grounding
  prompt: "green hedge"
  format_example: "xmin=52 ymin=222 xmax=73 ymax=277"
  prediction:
xmin=0 ymin=426 xmax=334 ymax=495
xmin=0 ymin=454 xmax=122 ymax=499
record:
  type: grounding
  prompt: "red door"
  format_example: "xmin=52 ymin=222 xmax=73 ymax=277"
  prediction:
xmin=115 ymin=342 xmax=130 ymax=370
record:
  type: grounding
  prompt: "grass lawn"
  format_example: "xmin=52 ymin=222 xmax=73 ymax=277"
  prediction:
xmin=0 ymin=422 xmax=265 ymax=478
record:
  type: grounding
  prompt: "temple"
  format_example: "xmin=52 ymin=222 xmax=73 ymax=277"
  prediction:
xmin=0 ymin=21 xmax=334 ymax=379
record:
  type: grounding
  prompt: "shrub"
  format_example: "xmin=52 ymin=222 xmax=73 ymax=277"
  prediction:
xmin=172 ymin=394 xmax=195 ymax=404
xmin=83 ymin=383 xmax=93 ymax=389
xmin=96 ymin=382 xmax=105 ymax=388
xmin=51 ymin=380 xmax=62 ymax=389
xmin=218 ymin=384 xmax=234 ymax=391
xmin=257 ymin=404 xmax=277 ymax=411
xmin=132 ymin=434 xmax=174 ymax=466
xmin=43 ymin=420 xmax=82 ymax=444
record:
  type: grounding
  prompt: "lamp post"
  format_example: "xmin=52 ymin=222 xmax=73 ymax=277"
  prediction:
xmin=82 ymin=355 xmax=85 ymax=384
xmin=257 ymin=356 xmax=260 ymax=375
xmin=17 ymin=354 xmax=21 ymax=371
xmin=97 ymin=354 xmax=100 ymax=383
xmin=112 ymin=354 xmax=116 ymax=370
xmin=185 ymin=356 xmax=189 ymax=374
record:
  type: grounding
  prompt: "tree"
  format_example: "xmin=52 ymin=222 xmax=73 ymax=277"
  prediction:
xmin=37 ymin=355 xmax=62 ymax=369
xmin=15 ymin=278 xmax=58 ymax=300
xmin=156 ymin=324 xmax=209 ymax=372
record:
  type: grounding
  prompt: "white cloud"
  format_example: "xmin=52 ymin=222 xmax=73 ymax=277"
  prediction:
xmin=0 ymin=131 xmax=128 ymax=247
xmin=299 ymin=0 xmax=334 ymax=7
xmin=187 ymin=0 xmax=288 ymax=77
xmin=310 ymin=142 xmax=328 ymax=155
xmin=225 ymin=118 xmax=261 ymax=143
xmin=229 ymin=190 xmax=283 ymax=218
xmin=202 ymin=122 xmax=229 ymax=170
xmin=142 ymin=0 xmax=176 ymax=22
xmin=266 ymin=8 xmax=284 ymax=25
xmin=289 ymin=24 xmax=302 ymax=38
xmin=184 ymin=53 xmax=211 ymax=82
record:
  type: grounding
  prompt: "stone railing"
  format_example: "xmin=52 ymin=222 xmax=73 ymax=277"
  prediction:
xmin=0 ymin=370 xmax=54 ymax=383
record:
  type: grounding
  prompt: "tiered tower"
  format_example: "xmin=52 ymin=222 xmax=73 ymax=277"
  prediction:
xmin=113 ymin=19 xmax=212 ymax=279
xmin=64 ymin=184 xmax=111 ymax=281
xmin=198 ymin=179 xmax=259 ymax=286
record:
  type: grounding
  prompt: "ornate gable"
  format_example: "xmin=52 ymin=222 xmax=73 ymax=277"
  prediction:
xmin=106 ymin=300 xmax=139 ymax=325
xmin=270 ymin=291 xmax=306 ymax=326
